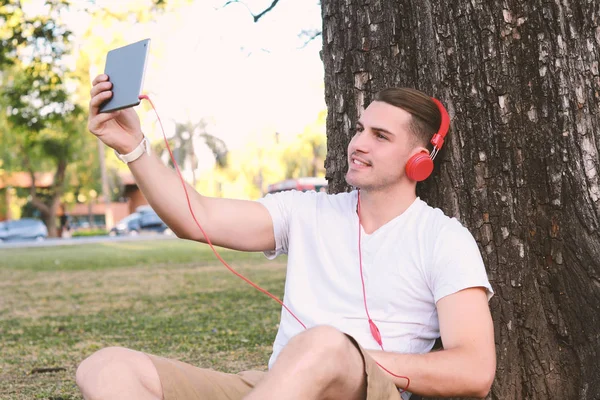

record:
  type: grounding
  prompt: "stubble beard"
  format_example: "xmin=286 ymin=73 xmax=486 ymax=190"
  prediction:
xmin=345 ymin=168 xmax=400 ymax=192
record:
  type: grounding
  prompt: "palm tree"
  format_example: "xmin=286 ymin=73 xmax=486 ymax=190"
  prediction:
xmin=161 ymin=119 xmax=228 ymax=187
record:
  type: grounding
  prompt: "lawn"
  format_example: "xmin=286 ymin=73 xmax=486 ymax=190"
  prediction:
xmin=0 ymin=238 xmax=287 ymax=400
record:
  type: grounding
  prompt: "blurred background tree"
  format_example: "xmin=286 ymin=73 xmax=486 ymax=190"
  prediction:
xmin=0 ymin=0 xmax=84 ymax=236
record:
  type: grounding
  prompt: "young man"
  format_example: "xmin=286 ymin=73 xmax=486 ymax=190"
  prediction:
xmin=77 ymin=76 xmax=496 ymax=400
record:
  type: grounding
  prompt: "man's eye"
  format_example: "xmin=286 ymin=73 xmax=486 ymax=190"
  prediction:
xmin=376 ymin=133 xmax=387 ymax=140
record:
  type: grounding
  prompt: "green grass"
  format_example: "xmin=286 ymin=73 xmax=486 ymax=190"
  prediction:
xmin=0 ymin=238 xmax=268 ymax=271
xmin=0 ymin=238 xmax=287 ymax=399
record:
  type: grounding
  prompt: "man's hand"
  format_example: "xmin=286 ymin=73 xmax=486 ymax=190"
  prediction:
xmin=88 ymin=74 xmax=144 ymax=154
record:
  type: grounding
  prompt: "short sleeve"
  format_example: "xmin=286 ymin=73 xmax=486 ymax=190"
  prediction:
xmin=256 ymin=191 xmax=301 ymax=259
xmin=430 ymin=222 xmax=494 ymax=303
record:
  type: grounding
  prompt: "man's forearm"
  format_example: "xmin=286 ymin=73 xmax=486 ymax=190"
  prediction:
xmin=367 ymin=347 xmax=495 ymax=398
xmin=127 ymin=151 xmax=206 ymax=240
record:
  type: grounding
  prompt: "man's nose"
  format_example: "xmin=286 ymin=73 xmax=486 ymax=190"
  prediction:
xmin=349 ymin=131 xmax=370 ymax=153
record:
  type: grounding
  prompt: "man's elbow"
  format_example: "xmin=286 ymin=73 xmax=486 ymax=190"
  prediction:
xmin=166 ymin=224 xmax=198 ymax=242
xmin=179 ymin=228 xmax=204 ymax=242
xmin=166 ymin=221 xmax=205 ymax=242
xmin=470 ymin=364 xmax=496 ymax=398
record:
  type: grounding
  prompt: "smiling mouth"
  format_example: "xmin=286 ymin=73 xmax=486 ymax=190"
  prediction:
xmin=350 ymin=157 xmax=371 ymax=167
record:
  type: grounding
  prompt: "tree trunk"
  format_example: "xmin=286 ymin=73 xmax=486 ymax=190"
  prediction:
xmin=321 ymin=1 xmax=600 ymax=399
xmin=98 ymin=137 xmax=114 ymax=229
xmin=28 ymin=158 xmax=67 ymax=238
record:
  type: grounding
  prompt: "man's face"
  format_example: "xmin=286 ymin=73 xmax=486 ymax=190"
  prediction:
xmin=345 ymin=101 xmax=421 ymax=191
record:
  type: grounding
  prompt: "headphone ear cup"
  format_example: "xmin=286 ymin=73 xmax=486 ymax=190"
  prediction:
xmin=405 ymin=152 xmax=434 ymax=181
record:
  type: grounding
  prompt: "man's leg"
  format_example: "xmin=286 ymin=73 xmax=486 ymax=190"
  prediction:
xmin=76 ymin=347 xmax=265 ymax=400
xmin=244 ymin=326 xmax=367 ymax=400
xmin=76 ymin=347 xmax=163 ymax=400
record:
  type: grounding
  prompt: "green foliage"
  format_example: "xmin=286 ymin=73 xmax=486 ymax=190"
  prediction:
xmin=0 ymin=104 xmax=15 ymax=169
xmin=0 ymin=0 xmax=82 ymax=178
xmin=0 ymin=0 xmax=89 ymax=234
xmin=0 ymin=0 xmax=81 ymax=160
xmin=71 ymin=229 xmax=109 ymax=237
xmin=3 ymin=65 xmax=78 ymax=133
xmin=0 ymin=1 xmax=67 ymax=68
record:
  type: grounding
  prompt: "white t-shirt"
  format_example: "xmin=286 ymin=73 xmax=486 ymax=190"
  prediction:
xmin=257 ymin=189 xmax=493 ymax=382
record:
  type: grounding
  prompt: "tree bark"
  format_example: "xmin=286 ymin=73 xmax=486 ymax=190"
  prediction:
xmin=24 ymin=153 xmax=67 ymax=238
xmin=321 ymin=1 xmax=600 ymax=399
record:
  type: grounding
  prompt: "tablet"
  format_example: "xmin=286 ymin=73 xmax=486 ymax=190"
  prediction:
xmin=99 ymin=38 xmax=151 ymax=113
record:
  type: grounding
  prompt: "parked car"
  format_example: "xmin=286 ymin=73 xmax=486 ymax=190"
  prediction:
xmin=0 ymin=218 xmax=48 ymax=242
xmin=109 ymin=209 xmax=173 ymax=236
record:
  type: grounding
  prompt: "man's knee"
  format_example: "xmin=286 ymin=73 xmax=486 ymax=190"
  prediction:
xmin=287 ymin=326 xmax=363 ymax=373
xmin=293 ymin=325 xmax=354 ymax=351
xmin=275 ymin=326 xmax=366 ymax=398
xmin=76 ymin=346 xmax=161 ymax=399
xmin=77 ymin=347 xmax=125 ymax=387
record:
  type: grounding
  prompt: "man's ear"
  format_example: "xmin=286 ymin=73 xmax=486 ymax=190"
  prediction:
xmin=410 ymin=145 xmax=430 ymax=157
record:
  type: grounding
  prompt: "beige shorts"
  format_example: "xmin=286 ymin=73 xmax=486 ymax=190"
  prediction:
xmin=147 ymin=335 xmax=402 ymax=400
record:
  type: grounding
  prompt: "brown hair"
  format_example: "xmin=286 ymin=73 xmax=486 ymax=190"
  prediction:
xmin=374 ymin=88 xmax=442 ymax=147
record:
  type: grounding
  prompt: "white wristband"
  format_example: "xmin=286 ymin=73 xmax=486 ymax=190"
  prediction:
xmin=114 ymin=136 xmax=150 ymax=164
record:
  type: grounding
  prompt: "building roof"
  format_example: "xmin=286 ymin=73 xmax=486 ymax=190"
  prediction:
xmin=65 ymin=201 xmax=130 ymax=217
xmin=0 ymin=172 xmax=54 ymax=189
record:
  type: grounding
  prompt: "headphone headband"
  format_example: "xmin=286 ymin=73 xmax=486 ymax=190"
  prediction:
xmin=429 ymin=98 xmax=450 ymax=151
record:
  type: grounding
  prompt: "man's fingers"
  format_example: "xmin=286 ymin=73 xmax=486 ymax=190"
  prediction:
xmin=90 ymin=81 xmax=112 ymax=98
xmin=91 ymin=74 xmax=108 ymax=86
xmin=89 ymin=111 xmax=120 ymax=133
xmin=89 ymin=91 xmax=113 ymax=113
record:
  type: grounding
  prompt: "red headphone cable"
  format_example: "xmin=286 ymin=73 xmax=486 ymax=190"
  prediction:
xmin=357 ymin=190 xmax=410 ymax=391
xmin=138 ymin=94 xmax=409 ymax=392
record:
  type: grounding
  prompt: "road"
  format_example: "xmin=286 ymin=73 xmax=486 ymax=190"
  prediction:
xmin=0 ymin=234 xmax=178 ymax=249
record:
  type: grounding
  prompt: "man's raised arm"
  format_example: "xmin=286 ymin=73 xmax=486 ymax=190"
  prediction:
xmin=88 ymin=74 xmax=275 ymax=252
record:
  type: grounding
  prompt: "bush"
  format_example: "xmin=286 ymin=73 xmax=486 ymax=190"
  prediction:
xmin=72 ymin=229 xmax=108 ymax=237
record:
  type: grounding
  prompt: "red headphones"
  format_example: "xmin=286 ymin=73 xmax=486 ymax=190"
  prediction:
xmin=404 ymin=98 xmax=451 ymax=181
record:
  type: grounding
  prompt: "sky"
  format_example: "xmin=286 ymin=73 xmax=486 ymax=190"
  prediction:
xmin=60 ymin=0 xmax=326 ymax=155
xmin=149 ymin=0 xmax=326 ymax=148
